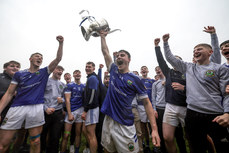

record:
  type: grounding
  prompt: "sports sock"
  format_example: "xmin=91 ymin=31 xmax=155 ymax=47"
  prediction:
xmin=75 ymin=147 xmax=79 ymax=153
xmin=146 ymin=139 xmax=149 ymax=147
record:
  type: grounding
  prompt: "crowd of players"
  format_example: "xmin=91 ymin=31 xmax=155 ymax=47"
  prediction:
xmin=0 ymin=26 xmax=229 ymax=153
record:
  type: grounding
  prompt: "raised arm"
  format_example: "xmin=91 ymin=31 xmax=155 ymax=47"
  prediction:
xmin=154 ymin=38 xmax=170 ymax=77
xmin=162 ymin=34 xmax=187 ymax=74
xmin=204 ymin=26 xmax=221 ymax=64
xmin=100 ymin=31 xmax=113 ymax=69
xmin=48 ymin=35 xmax=64 ymax=73
xmin=98 ymin=64 xmax=104 ymax=82
xmin=0 ymin=84 xmax=17 ymax=122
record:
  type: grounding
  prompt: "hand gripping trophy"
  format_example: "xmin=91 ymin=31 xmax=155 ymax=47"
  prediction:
xmin=79 ymin=10 xmax=121 ymax=41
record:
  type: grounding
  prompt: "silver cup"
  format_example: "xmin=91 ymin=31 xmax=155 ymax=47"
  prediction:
xmin=79 ymin=10 xmax=120 ymax=41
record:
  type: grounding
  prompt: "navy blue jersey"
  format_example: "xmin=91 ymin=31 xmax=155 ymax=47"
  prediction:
xmin=64 ymin=82 xmax=85 ymax=112
xmin=11 ymin=67 xmax=50 ymax=107
xmin=141 ymin=78 xmax=155 ymax=103
xmin=101 ymin=63 xmax=148 ymax=126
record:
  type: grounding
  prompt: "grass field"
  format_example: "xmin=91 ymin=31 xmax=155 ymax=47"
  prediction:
xmin=8 ymin=128 xmax=191 ymax=153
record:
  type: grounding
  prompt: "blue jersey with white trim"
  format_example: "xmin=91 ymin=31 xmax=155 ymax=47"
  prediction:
xmin=141 ymin=78 xmax=155 ymax=103
xmin=11 ymin=67 xmax=50 ymax=107
xmin=101 ymin=63 xmax=148 ymax=126
xmin=64 ymin=82 xmax=85 ymax=112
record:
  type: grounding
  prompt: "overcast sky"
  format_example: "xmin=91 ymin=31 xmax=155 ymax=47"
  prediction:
xmin=0 ymin=0 xmax=229 ymax=83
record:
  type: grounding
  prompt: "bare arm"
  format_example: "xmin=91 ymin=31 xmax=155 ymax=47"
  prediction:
xmin=142 ymin=97 xmax=160 ymax=147
xmin=100 ymin=31 xmax=113 ymax=69
xmin=65 ymin=93 xmax=74 ymax=121
xmin=0 ymin=84 xmax=17 ymax=121
xmin=48 ymin=35 xmax=64 ymax=73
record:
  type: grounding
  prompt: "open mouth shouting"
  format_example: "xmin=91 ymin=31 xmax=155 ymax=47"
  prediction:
xmin=194 ymin=52 xmax=201 ymax=61
xmin=117 ymin=60 xmax=124 ymax=66
xmin=222 ymin=50 xmax=229 ymax=58
xmin=36 ymin=60 xmax=42 ymax=65
xmin=57 ymin=72 xmax=62 ymax=76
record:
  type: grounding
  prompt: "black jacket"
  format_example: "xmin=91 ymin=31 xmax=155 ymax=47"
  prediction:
xmin=83 ymin=72 xmax=100 ymax=112
xmin=155 ymin=46 xmax=187 ymax=107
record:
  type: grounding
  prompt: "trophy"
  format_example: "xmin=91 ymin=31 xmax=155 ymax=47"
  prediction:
xmin=79 ymin=10 xmax=121 ymax=41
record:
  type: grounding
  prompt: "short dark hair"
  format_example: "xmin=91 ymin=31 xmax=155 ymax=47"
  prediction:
xmin=155 ymin=66 xmax=160 ymax=70
xmin=104 ymin=75 xmax=110 ymax=79
xmin=220 ymin=40 xmax=229 ymax=48
xmin=194 ymin=43 xmax=212 ymax=50
xmin=64 ymin=73 xmax=71 ymax=77
xmin=132 ymin=71 xmax=139 ymax=76
xmin=118 ymin=50 xmax=131 ymax=59
xmin=86 ymin=61 xmax=95 ymax=67
xmin=141 ymin=66 xmax=148 ymax=69
xmin=30 ymin=52 xmax=43 ymax=58
xmin=55 ymin=65 xmax=64 ymax=71
xmin=3 ymin=60 xmax=21 ymax=69
xmin=73 ymin=70 xmax=81 ymax=74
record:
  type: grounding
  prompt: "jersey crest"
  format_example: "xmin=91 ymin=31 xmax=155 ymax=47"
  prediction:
xmin=205 ymin=70 xmax=215 ymax=77
xmin=127 ymin=80 xmax=133 ymax=85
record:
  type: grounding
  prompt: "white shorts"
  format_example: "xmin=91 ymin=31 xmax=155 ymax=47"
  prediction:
xmin=85 ymin=107 xmax=99 ymax=126
xmin=163 ymin=103 xmax=187 ymax=127
xmin=0 ymin=104 xmax=45 ymax=130
xmin=64 ymin=107 xmax=84 ymax=124
xmin=101 ymin=115 xmax=139 ymax=153
xmin=137 ymin=105 xmax=149 ymax=123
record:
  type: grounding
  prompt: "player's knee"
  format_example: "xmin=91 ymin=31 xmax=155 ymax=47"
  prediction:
xmin=0 ymin=141 xmax=10 ymax=152
xmin=63 ymin=131 xmax=71 ymax=140
xmin=30 ymin=134 xmax=41 ymax=147
xmin=163 ymin=133 xmax=173 ymax=142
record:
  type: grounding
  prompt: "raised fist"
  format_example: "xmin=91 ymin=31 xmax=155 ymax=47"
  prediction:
xmin=154 ymin=38 xmax=160 ymax=46
xmin=162 ymin=34 xmax=170 ymax=42
xmin=56 ymin=35 xmax=64 ymax=43
xmin=99 ymin=64 xmax=104 ymax=69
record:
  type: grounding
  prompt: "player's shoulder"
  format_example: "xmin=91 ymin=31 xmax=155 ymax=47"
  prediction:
xmin=88 ymin=74 xmax=99 ymax=82
xmin=67 ymin=82 xmax=75 ymax=87
xmin=128 ymin=72 xmax=142 ymax=82
xmin=80 ymin=83 xmax=85 ymax=87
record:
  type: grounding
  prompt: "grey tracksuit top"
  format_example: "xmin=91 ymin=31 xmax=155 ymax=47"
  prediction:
xmin=152 ymin=78 xmax=166 ymax=110
xmin=163 ymin=42 xmax=229 ymax=114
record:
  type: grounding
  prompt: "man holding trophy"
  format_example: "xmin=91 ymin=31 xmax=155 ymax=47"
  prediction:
xmin=97 ymin=30 xmax=160 ymax=153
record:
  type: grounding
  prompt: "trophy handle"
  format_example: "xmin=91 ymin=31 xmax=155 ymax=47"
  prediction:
xmin=108 ymin=29 xmax=121 ymax=34
xmin=79 ymin=10 xmax=89 ymax=16
xmin=79 ymin=16 xmax=96 ymax=27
